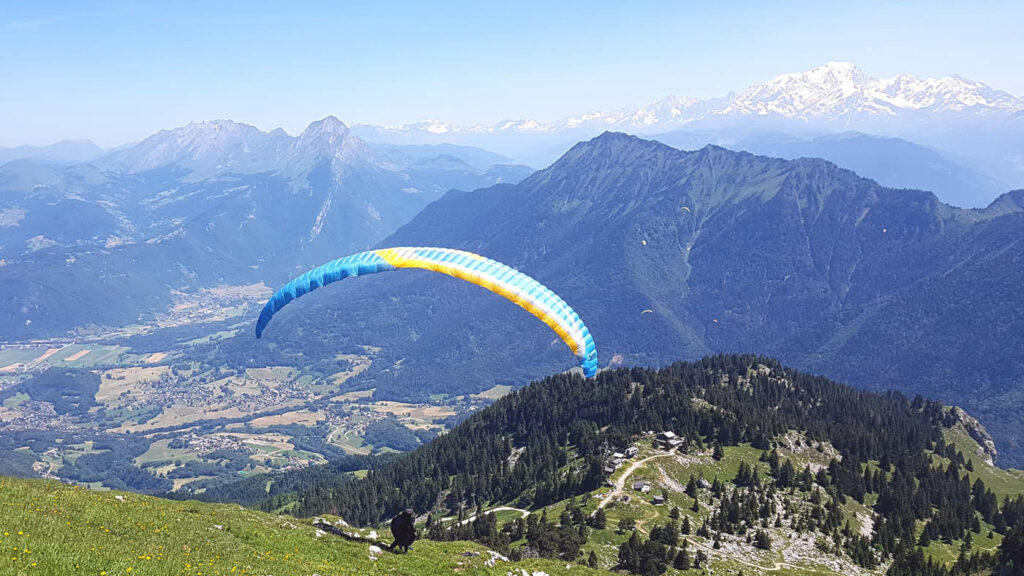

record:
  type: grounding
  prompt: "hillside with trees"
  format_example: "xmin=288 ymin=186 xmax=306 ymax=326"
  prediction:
xmin=194 ymin=355 xmax=1024 ymax=575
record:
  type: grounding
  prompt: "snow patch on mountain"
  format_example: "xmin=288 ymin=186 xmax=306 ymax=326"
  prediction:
xmin=719 ymin=61 xmax=1022 ymax=120
xmin=356 ymin=62 xmax=1024 ymax=140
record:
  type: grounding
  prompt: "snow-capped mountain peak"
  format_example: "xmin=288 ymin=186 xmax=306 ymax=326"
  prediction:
xmin=94 ymin=62 xmax=1023 ymax=175
xmin=348 ymin=62 xmax=1023 ymax=146
xmin=417 ymin=119 xmax=461 ymax=134
xmin=720 ymin=62 xmax=1022 ymax=120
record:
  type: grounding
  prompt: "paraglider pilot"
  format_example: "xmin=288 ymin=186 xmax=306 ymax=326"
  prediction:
xmin=389 ymin=508 xmax=417 ymax=553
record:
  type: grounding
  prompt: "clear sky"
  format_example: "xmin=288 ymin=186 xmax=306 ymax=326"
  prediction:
xmin=2 ymin=0 xmax=1021 ymax=147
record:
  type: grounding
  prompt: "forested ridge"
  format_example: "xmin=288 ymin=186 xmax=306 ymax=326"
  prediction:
xmin=198 ymin=354 xmax=1024 ymax=574
xmin=297 ymin=355 xmax=940 ymax=522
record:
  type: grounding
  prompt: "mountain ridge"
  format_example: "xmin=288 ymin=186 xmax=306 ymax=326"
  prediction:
xmin=649 ymin=130 xmax=1011 ymax=208
xmin=247 ymin=131 xmax=1024 ymax=465
xmin=344 ymin=62 xmax=1024 ymax=194
xmin=0 ymin=119 xmax=534 ymax=339
xmin=351 ymin=62 xmax=1024 ymax=140
xmin=0 ymin=138 xmax=105 ymax=165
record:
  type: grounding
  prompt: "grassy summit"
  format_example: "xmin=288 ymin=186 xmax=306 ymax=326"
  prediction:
xmin=0 ymin=476 xmax=601 ymax=576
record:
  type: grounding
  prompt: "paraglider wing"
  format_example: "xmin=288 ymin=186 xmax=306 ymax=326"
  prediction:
xmin=255 ymin=247 xmax=598 ymax=378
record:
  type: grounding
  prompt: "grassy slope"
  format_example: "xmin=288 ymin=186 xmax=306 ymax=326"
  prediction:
xmin=3 ymin=425 xmax=1021 ymax=575
xmin=522 ymin=429 xmax=1024 ymax=575
xmin=572 ymin=441 xmax=850 ymax=575
xmin=0 ymin=476 xmax=604 ymax=576
xmin=912 ymin=424 xmax=1024 ymax=566
xmin=942 ymin=425 xmax=1024 ymax=500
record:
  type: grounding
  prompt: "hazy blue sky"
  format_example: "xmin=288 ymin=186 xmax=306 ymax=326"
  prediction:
xmin=2 ymin=0 xmax=1021 ymax=147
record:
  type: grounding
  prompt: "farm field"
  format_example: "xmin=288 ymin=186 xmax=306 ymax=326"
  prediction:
xmin=0 ymin=332 xmax=494 ymax=493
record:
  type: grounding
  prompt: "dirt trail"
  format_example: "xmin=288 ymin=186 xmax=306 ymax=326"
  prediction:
xmin=592 ymin=451 xmax=676 ymax=515
xmin=443 ymin=506 xmax=530 ymax=526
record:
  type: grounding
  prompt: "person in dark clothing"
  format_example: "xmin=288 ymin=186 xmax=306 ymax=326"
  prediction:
xmin=389 ymin=508 xmax=417 ymax=553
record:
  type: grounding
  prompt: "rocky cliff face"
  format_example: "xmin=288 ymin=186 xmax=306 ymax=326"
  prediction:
xmin=951 ymin=406 xmax=999 ymax=466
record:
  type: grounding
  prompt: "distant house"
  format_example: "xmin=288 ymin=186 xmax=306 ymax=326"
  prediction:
xmin=655 ymin=431 xmax=685 ymax=450
xmin=652 ymin=494 xmax=666 ymax=506
xmin=633 ymin=480 xmax=652 ymax=493
xmin=625 ymin=446 xmax=639 ymax=458
xmin=612 ymin=452 xmax=625 ymax=460
xmin=604 ymin=454 xmax=624 ymax=474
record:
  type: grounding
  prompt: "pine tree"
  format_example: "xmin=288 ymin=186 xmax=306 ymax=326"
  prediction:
xmin=735 ymin=461 xmax=753 ymax=486
xmin=618 ymin=530 xmax=642 ymax=572
xmin=619 ymin=517 xmax=635 ymax=533
xmin=686 ymin=474 xmax=698 ymax=498
xmin=694 ymin=549 xmax=708 ymax=568
xmin=755 ymin=529 xmax=772 ymax=550
xmin=673 ymin=548 xmax=691 ymax=570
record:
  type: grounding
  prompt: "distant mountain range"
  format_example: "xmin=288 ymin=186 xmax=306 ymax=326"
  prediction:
xmin=3 ymin=65 xmax=1023 ymax=464
xmin=0 ymin=139 xmax=105 ymax=165
xmin=7 ymin=63 xmax=1020 ymax=167
xmin=652 ymin=130 xmax=1008 ymax=209
xmin=355 ymin=62 xmax=1023 ymax=138
xmin=250 ymin=132 xmax=1024 ymax=465
xmin=348 ymin=62 xmax=1024 ymax=204
xmin=94 ymin=116 xmax=519 ymax=177
xmin=4 ymin=62 xmax=1021 ymax=207
xmin=0 ymin=117 xmax=532 ymax=338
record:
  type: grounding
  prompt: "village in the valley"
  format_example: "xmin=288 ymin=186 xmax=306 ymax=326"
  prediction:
xmin=0 ymin=283 xmax=491 ymax=492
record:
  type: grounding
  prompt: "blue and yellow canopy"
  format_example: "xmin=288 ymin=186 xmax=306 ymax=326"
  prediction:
xmin=255 ymin=247 xmax=598 ymax=378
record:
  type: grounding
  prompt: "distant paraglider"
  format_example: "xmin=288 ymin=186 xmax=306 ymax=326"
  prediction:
xmin=641 ymin=309 xmax=654 ymax=315
xmin=255 ymin=247 xmax=598 ymax=378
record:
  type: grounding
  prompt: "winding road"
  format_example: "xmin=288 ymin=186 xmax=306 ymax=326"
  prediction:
xmin=592 ymin=451 xmax=677 ymax=515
